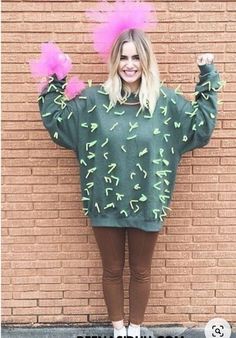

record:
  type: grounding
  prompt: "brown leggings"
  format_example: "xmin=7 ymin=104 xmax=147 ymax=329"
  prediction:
xmin=92 ymin=226 xmax=159 ymax=324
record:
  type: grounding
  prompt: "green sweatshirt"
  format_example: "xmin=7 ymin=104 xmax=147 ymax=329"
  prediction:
xmin=38 ymin=64 xmax=222 ymax=232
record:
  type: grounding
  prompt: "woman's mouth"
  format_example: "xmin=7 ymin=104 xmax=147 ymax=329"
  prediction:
xmin=123 ymin=70 xmax=137 ymax=77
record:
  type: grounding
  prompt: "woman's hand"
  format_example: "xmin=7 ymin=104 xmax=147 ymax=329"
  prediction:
xmin=197 ymin=53 xmax=214 ymax=66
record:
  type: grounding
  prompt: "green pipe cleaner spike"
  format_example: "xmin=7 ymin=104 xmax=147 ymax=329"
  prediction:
xmin=160 ymin=148 xmax=164 ymax=157
xmin=38 ymin=96 xmax=45 ymax=103
xmin=171 ymin=147 xmax=175 ymax=154
xmin=130 ymin=200 xmax=139 ymax=210
xmin=103 ymin=104 xmax=109 ymax=111
xmin=105 ymin=188 xmax=113 ymax=196
xmin=48 ymin=76 xmax=54 ymax=83
xmin=159 ymin=214 xmax=164 ymax=222
xmin=153 ymin=128 xmax=161 ymax=135
xmin=201 ymin=93 xmax=209 ymax=100
xmin=78 ymin=96 xmax=87 ymax=100
xmin=200 ymin=80 xmax=211 ymax=91
xmin=134 ymin=184 xmax=141 ymax=190
xmin=162 ymin=159 xmax=169 ymax=166
xmin=121 ymin=145 xmax=126 ymax=152
xmin=88 ymin=79 xmax=93 ymax=87
xmin=57 ymin=117 xmax=63 ymax=123
xmin=104 ymin=203 xmax=115 ymax=209
xmin=159 ymin=195 xmax=166 ymax=203
xmin=210 ymin=113 xmax=215 ymax=119
xmin=182 ymin=135 xmax=188 ymax=142
xmin=153 ymin=182 xmax=161 ymax=190
xmin=171 ymin=98 xmax=176 ymax=105
xmin=67 ymin=111 xmax=73 ymax=119
xmin=104 ymin=176 xmax=112 ymax=183
xmin=160 ymin=106 xmax=168 ymax=116
xmin=153 ymin=209 xmax=160 ymax=219
xmin=144 ymin=113 xmax=153 ymax=119
xmin=152 ymin=159 xmax=161 ymax=164
xmin=53 ymin=132 xmax=58 ymax=139
xmin=80 ymin=159 xmax=87 ymax=166
xmin=164 ymin=134 xmax=170 ymax=142
xmin=116 ymin=193 xmax=124 ymax=201
xmin=85 ymin=167 xmax=97 ymax=179
xmin=192 ymin=124 xmax=197 ymax=131
xmin=163 ymin=206 xmax=172 ymax=211
xmin=98 ymin=90 xmax=108 ymax=95
xmin=42 ymin=112 xmax=52 ymax=117
xmin=130 ymin=172 xmax=136 ymax=180
xmin=86 ymin=182 xmax=94 ymax=189
xmin=143 ymin=170 xmax=147 ymax=178
xmin=91 ymin=123 xmax=98 ymax=132
xmin=175 ymin=84 xmax=183 ymax=95
xmin=101 ymin=138 xmax=109 ymax=147
xmin=174 ymin=122 xmax=181 ymax=128
xmin=81 ymin=123 xmax=89 ymax=128
xmin=83 ymin=208 xmax=88 ymax=215
xmin=88 ymin=105 xmax=97 ymax=113
xmin=61 ymin=102 xmax=66 ymax=109
xmin=120 ymin=210 xmax=128 ymax=217
xmin=129 ymin=122 xmax=139 ymax=132
xmin=217 ymin=99 xmax=223 ymax=105
xmin=95 ymin=202 xmax=100 ymax=213
xmin=139 ymin=148 xmax=148 ymax=157
xmin=139 ymin=194 xmax=147 ymax=202
xmin=127 ymin=134 xmax=137 ymax=140
xmin=110 ymin=122 xmax=118 ymax=131
xmin=111 ymin=175 xmax=119 ymax=186
xmin=136 ymin=163 xmax=143 ymax=171
xmin=103 ymin=152 xmax=109 ymax=160
xmin=198 ymin=120 xmax=204 ymax=126
xmin=86 ymin=140 xmax=97 ymax=151
xmin=54 ymin=95 xmax=63 ymax=105
xmin=164 ymin=118 xmax=171 ymax=125
xmin=134 ymin=205 xmax=140 ymax=213
xmin=87 ymin=152 xmax=95 ymax=159
xmin=160 ymin=89 xmax=167 ymax=98
xmin=82 ymin=196 xmax=90 ymax=201
xmin=164 ymin=189 xmax=170 ymax=194
xmin=62 ymin=83 xmax=67 ymax=90
xmin=136 ymin=106 xmax=143 ymax=117
xmin=108 ymin=163 xmax=117 ymax=174
xmin=84 ymin=188 xmax=90 ymax=196
xmin=114 ymin=110 xmax=125 ymax=115
xmin=47 ymin=84 xmax=57 ymax=92
xmin=164 ymin=179 xmax=170 ymax=186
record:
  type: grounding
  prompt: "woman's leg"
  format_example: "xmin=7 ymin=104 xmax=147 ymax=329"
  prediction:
xmin=127 ymin=227 xmax=159 ymax=325
xmin=92 ymin=226 xmax=126 ymax=323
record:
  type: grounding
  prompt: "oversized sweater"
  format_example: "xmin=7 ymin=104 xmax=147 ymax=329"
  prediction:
xmin=38 ymin=64 xmax=222 ymax=232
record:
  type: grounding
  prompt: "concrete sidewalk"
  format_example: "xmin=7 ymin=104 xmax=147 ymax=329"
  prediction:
xmin=2 ymin=325 xmax=236 ymax=338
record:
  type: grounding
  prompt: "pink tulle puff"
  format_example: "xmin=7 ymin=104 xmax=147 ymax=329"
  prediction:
xmin=28 ymin=42 xmax=72 ymax=80
xmin=86 ymin=0 xmax=156 ymax=62
xmin=64 ymin=76 xmax=86 ymax=100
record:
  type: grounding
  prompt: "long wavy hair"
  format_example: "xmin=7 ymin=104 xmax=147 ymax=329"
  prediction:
xmin=103 ymin=29 xmax=160 ymax=115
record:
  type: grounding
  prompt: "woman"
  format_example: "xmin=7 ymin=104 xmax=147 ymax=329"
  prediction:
xmin=33 ymin=19 xmax=222 ymax=338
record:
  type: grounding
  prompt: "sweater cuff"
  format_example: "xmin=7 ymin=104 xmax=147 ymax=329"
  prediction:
xmin=198 ymin=63 xmax=215 ymax=76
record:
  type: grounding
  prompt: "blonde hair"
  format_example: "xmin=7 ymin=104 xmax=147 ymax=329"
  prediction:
xmin=103 ymin=29 xmax=160 ymax=115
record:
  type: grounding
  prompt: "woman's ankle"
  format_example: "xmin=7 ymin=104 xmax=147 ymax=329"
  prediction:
xmin=112 ymin=319 xmax=124 ymax=330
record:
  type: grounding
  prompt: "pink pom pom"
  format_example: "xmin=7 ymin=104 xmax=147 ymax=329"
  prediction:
xmin=28 ymin=42 xmax=72 ymax=80
xmin=86 ymin=0 xmax=156 ymax=62
xmin=64 ymin=76 xmax=86 ymax=100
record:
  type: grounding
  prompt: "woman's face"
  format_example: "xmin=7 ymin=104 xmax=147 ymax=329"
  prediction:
xmin=118 ymin=41 xmax=142 ymax=92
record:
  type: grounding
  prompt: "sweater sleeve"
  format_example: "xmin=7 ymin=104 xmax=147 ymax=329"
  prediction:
xmin=174 ymin=64 xmax=222 ymax=155
xmin=38 ymin=74 xmax=87 ymax=151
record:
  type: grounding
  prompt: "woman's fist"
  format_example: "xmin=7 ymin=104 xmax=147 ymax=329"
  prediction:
xmin=197 ymin=53 xmax=214 ymax=65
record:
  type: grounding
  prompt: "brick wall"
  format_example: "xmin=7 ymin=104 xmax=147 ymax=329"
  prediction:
xmin=2 ymin=0 xmax=236 ymax=327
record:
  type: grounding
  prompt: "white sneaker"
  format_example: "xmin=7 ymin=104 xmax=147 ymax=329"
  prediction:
xmin=127 ymin=324 xmax=140 ymax=338
xmin=113 ymin=325 xmax=127 ymax=338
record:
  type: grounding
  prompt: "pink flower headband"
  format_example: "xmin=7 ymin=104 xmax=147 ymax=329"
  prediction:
xmin=86 ymin=0 xmax=156 ymax=62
